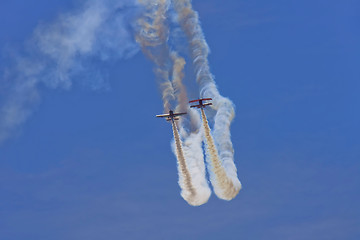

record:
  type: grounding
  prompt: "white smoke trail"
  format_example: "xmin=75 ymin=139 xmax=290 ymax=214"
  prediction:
xmin=171 ymin=0 xmax=242 ymax=198
xmin=171 ymin=120 xmax=199 ymax=205
xmin=0 ymin=0 xmax=139 ymax=143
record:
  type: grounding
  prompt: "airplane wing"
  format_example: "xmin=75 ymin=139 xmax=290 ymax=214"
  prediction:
xmin=189 ymin=98 xmax=212 ymax=103
xmin=156 ymin=114 xmax=170 ymax=118
xmin=156 ymin=111 xmax=186 ymax=119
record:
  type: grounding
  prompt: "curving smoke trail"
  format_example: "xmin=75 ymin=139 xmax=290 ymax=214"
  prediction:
xmin=135 ymin=0 xmax=175 ymax=111
xmin=171 ymin=0 xmax=242 ymax=199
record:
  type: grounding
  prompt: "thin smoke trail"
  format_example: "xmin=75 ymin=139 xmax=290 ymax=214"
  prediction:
xmin=171 ymin=52 xmax=187 ymax=112
xmin=171 ymin=119 xmax=198 ymax=205
xmin=201 ymin=108 xmax=239 ymax=200
xmin=135 ymin=0 xmax=174 ymax=111
xmin=172 ymin=0 xmax=242 ymax=197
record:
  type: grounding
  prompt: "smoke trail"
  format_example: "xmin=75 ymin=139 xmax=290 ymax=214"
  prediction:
xmin=201 ymin=109 xmax=239 ymax=200
xmin=135 ymin=0 xmax=175 ymax=111
xmin=171 ymin=119 xmax=201 ymax=205
xmin=0 ymin=0 xmax=139 ymax=143
xmin=171 ymin=0 xmax=242 ymax=198
xmin=171 ymin=52 xmax=187 ymax=112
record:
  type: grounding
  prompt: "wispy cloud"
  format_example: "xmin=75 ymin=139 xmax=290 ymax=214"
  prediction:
xmin=0 ymin=0 xmax=140 ymax=143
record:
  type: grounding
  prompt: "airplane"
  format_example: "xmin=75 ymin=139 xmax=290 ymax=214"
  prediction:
xmin=189 ymin=98 xmax=212 ymax=109
xmin=156 ymin=110 xmax=187 ymax=122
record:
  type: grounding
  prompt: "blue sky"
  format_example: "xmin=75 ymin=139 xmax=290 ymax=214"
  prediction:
xmin=0 ymin=0 xmax=359 ymax=239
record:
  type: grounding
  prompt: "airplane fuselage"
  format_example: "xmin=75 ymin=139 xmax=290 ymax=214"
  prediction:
xmin=156 ymin=110 xmax=187 ymax=122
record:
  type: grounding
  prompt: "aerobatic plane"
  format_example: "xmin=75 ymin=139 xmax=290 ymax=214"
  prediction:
xmin=156 ymin=110 xmax=187 ymax=122
xmin=189 ymin=98 xmax=212 ymax=109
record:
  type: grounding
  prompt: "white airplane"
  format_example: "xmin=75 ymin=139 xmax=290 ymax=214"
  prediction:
xmin=156 ymin=110 xmax=187 ymax=122
xmin=189 ymin=98 xmax=212 ymax=109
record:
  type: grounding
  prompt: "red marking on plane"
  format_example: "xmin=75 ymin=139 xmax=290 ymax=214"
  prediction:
xmin=189 ymin=98 xmax=213 ymax=109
